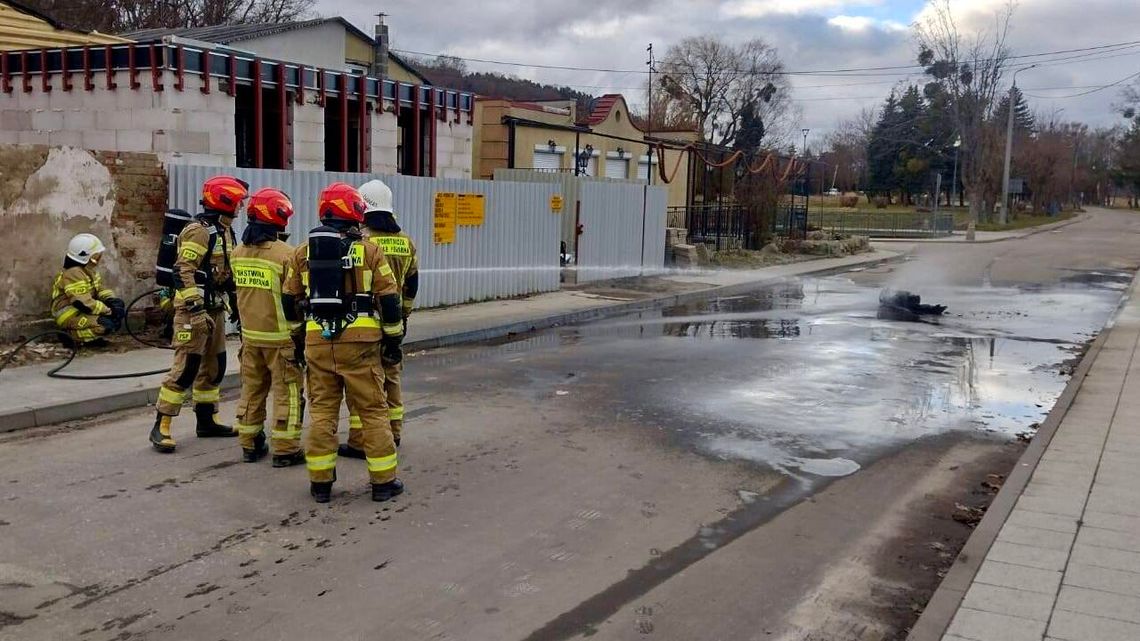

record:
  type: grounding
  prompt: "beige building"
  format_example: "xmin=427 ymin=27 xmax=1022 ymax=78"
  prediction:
xmin=0 ymin=17 xmax=473 ymax=177
xmin=0 ymin=0 xmax=126 ymax=50
xmin=474 ymin=94 xmax=696 ymax=208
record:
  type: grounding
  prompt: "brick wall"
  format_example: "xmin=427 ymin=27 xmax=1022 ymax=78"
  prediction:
xmin=0 ymin=144 xmax=167 ymax=336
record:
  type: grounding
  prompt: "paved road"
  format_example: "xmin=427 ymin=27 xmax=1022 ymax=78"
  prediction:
xmin=1 ymin=209 xmax=1139 ymax=641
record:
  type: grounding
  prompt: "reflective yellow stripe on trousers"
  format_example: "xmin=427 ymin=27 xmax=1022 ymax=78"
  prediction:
xmin=367 ymin=453 xmax=398 ymax=473
xmin=235 ymin=422 xmax=264 ymax=435
xmin=158 ymin=386 xmax=186 ymax=405
xmin=306 ymin=452 xmax=337 ymax=471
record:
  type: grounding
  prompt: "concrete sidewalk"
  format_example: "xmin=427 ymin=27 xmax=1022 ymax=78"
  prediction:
xmin=876 ymin=214 xmax=1084 ymax=244
xmin=0 ymin=250 xmax=899 ymax=432
xmin=910 ymin=272 xmax=1140 ymax=641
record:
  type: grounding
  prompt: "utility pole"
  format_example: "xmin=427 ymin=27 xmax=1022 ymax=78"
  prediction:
xmin=1000 ymin=65 xmax=1037 ymax=226
xmin=646 ymin=43 xmax=655 ymax=186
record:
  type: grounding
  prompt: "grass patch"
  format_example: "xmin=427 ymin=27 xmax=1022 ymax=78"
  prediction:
xmin=973 ymin=212 xmax=1074 ymax=232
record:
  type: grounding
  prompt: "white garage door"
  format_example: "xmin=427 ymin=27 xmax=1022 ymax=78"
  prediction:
xmin=605 ymin=158 xmax=629 ymax=180
xmin=533 ymin=150 xmax=563 ymax=172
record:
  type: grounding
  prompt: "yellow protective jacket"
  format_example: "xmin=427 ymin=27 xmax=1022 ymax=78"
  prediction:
xmin=171 ymin=219 xmax=234 ymax=311
xmin=365 ymin=230 xmax=419 ymax=316
xmin=51 ymin=265 xmax=115 ymax=322
xmin=282 ymin=233 xmax=402 ymax=345
xmin=232 ymin=239 xmax=298 ymax=347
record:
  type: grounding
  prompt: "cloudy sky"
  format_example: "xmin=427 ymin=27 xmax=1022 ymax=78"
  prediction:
xmin=317 ymin=0 xmax=1138 ymax=145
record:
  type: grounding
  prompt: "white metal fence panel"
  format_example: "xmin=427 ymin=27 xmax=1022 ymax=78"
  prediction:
xmin=576 ymin=182 xmax=668 ymax=283
xmin=168 ymin=166 xmax=561 ymax=309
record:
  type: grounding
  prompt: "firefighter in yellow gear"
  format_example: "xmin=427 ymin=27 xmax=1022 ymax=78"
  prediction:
xmin=282 ymin=182 xmax=406 ymax=504
xmin=51 ymin=234 xmax=125 ymax=346
xmin=150 ymin=175 xmax=248 ymax=453
xmin=231 ymin=187 xmax=307 ymax=467
xmin=342 ymin=179 xmax=419 ymax=456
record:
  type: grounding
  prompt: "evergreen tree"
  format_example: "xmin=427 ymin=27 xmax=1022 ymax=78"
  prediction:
xmin=868 ymin=93 xmax=902 ymax=196
xmin=993 ymin=86 xmax=1036 ymax=135
xmin=733 ymin=101 xmax=767 ymax=155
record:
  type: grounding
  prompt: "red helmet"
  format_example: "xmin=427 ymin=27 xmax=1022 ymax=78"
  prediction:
xmin=247 ymin=188 xmax=294 ymax=228
xmin=201 ymin=175 xmax=250 ymax=214
xmin=318 ymin=182 xmax=366 ymax=223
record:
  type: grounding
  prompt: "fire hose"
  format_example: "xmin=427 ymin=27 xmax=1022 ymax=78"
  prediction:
xmin=0 ymin=288 xmax=172 ymax=380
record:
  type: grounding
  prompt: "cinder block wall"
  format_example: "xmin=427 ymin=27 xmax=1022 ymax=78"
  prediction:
xmin=0 ymin=145 xmax=166 ymax=335
xmin=436 ymin=119 xmax=473 ymax=179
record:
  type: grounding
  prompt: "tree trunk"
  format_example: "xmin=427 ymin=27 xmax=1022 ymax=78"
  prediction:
xmin=968 ymin=185 xmax=984 ymax=225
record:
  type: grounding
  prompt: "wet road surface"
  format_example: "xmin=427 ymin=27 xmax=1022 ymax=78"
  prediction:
xmin=2 ymin=208 xmax=1140 ymax=641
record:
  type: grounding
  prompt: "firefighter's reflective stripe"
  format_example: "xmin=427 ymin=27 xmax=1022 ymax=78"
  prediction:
xmin=272 ymin=428 xmax=303 ymax=440
xmin=306 ymin=452 xmax=337 ymax=471
xmin=76 ymin=328 xmax=98 ymax=342
xmin=287 ymin=382 xmax=300 ymax=429
xmin=241 ymin=327 xmax=292 ymax=342
xmin=367 ymin=453 xmax=398 ymax=473
xmin=373 ymin=236 xmax=411 ymax=256
xmin=349 ymin=415 xmax=362 ymax=429
xmin=54 ymin=306 xmax=79 ymax=322
xmin=389 ymin=406 xmax=404 ymax=421
xmin=383 ymin=322 xmax=403 ymax=336
xmin=158 ymin=386 xmax=186 ymax=406
xmin=377 ymin=263 xmax=393 ymax=278
xmin=305 ymin=317 xmax=381 ymax=334
xmin=175 ymin=287 xmax=202 ymax=301
xmin=192 ymin=388 xmax=220 ymax=404
xmin=235 ymin=422 xmax=264 ymax=435
xmin=180 ymin=240 xmax=208 ymax=261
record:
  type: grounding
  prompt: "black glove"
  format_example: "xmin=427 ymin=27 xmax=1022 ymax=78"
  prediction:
xmin=292 ymin=333 xmax=306 ymax=368
xmin=97 ymin=315 xmax=120 ymax=333
xmin=381 ymin=336 xmax=403 ymax=366
xmin=106 ymin=298 xmax=126 ymax=321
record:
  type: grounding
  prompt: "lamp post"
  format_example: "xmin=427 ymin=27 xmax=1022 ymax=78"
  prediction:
xmin=800 ymin=128 xmax=810 ymax=216
xmin=1000 ymin=64 xmax=1037 ymax=226
xmin=951 ymin=137 xmax=961 ymax=209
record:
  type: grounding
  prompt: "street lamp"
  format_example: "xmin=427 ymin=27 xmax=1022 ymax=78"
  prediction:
xmin=1000 ymin=64 xmax=1038 ymax=225
xmin=800 ymin=128 xmax=810 ymax=213
xmin=576 ymin=144 xmax=594 ymax=176
xmin=951 ymin=137 xmax=961 ymax=209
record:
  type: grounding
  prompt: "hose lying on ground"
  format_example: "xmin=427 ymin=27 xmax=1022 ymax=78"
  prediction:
xmin=0 ymin=288 xmax=172 ymax=380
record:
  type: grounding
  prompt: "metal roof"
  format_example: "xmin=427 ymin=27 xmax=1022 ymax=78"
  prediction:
xmin=0 ymin=0 xmax=127 ymax=50
xmin=121 ymin=17 xmax=371 ymax=47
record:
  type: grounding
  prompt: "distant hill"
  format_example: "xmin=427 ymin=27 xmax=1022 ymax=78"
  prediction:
xmin=403 ymin=54 xmax=595 ymax=116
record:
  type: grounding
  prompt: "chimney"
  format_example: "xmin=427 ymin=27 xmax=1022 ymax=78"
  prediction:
xmin=373 ymin=13 xmax=390 ymax=78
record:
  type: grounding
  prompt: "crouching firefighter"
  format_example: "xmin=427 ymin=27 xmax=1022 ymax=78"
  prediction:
xmin=232 ymin=188 xmax=306 ymax=467
xmin=150 ymin=175 xmax=247 ymax=453
xmin=282 ymin=182 xmax=406 ymax=503
xmin=51 ymin=234 xmax=126 ymax=347
xmin=343 ymin=179 xmax=418 ymax=456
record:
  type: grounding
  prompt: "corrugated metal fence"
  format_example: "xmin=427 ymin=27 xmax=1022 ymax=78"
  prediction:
xmin=492 ymin=169 xmax=667 ymax=283
xmin=168 ymin=166 xmax=561 ymax=309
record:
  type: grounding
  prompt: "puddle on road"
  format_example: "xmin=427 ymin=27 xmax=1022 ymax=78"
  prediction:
xmin=444 ymin=272 xmax=1129 ymax=482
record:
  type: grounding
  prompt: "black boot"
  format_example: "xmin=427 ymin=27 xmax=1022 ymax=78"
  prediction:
xmin=195 ymin=404 xmax=236 ymax=438
xmin=310 ymin=481 xmax=332 ymax=503
xmin=242 ymin=432 xmax=268 ymax=463
xmin=272 ymin=450 xmax=306 ymax=468
xmin=337 ymin=443 xmax=366 ymax=460
xmin=149 ymin=413 xmax=176 ymax=453
xmin=371 ymin=479 xmax=405 ymax=502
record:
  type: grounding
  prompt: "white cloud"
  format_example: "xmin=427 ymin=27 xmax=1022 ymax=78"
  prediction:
xmin=315 ymin=0 xmax=1136 ymax=140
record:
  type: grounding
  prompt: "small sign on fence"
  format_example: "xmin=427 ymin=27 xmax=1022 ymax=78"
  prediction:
xmin=457 ymin=193 xmax=486 ymax=226
xmin=433 ymin=192 xmax=457 ymax=244
xmin=550 ymin=194 xmax=564 ymax=213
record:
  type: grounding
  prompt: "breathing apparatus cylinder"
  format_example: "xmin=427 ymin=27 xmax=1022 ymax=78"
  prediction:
xmin=307 ymin=228 xmax=354 ymax=340
xmin=155 ymin=209 xmax=194 ymax=287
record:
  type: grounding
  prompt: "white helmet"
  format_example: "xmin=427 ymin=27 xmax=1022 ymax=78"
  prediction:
xmin=66 ymin=233 xmax=106 ymax=264
xmin=358 ymin=179 xmax=394 ymax=215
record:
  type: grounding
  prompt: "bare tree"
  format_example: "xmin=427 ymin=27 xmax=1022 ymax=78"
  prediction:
xmin=821 ymin=107 xmax=878 ymax=192
xmin=651 ymin=35 xmax=795 ymax=149
xmin=20 ymin=0 xmax=314 ymax=33
xmin=915 ymin=0 xmax=1016 ymax=225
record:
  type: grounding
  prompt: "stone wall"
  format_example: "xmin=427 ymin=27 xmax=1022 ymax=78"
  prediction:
xmin=0 ymin=145 xmax=166 ymax=335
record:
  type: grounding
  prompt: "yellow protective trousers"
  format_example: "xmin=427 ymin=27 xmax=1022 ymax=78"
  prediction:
xmin=234 ymin=345 xmax=304 ymax=455
xmin=156 ymin=309 xmax=227 ymax=416
xmin=304 ymin=342 xmax=397 ymax=484
xmin=349 ymin=358 xmax=403 ymax=447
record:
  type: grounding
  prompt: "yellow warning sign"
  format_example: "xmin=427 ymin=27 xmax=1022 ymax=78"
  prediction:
xmin=457 ymin=193 xmax=486 ymax=226
xmin=433 ymin=192 xmax=457 ymax=244
xmin=550 ymin=194 xmax=564 ymax=213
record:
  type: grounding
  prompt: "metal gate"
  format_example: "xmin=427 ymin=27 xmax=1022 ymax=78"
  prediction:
xmin=168 ymin=166 xmax=562 ymax=309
